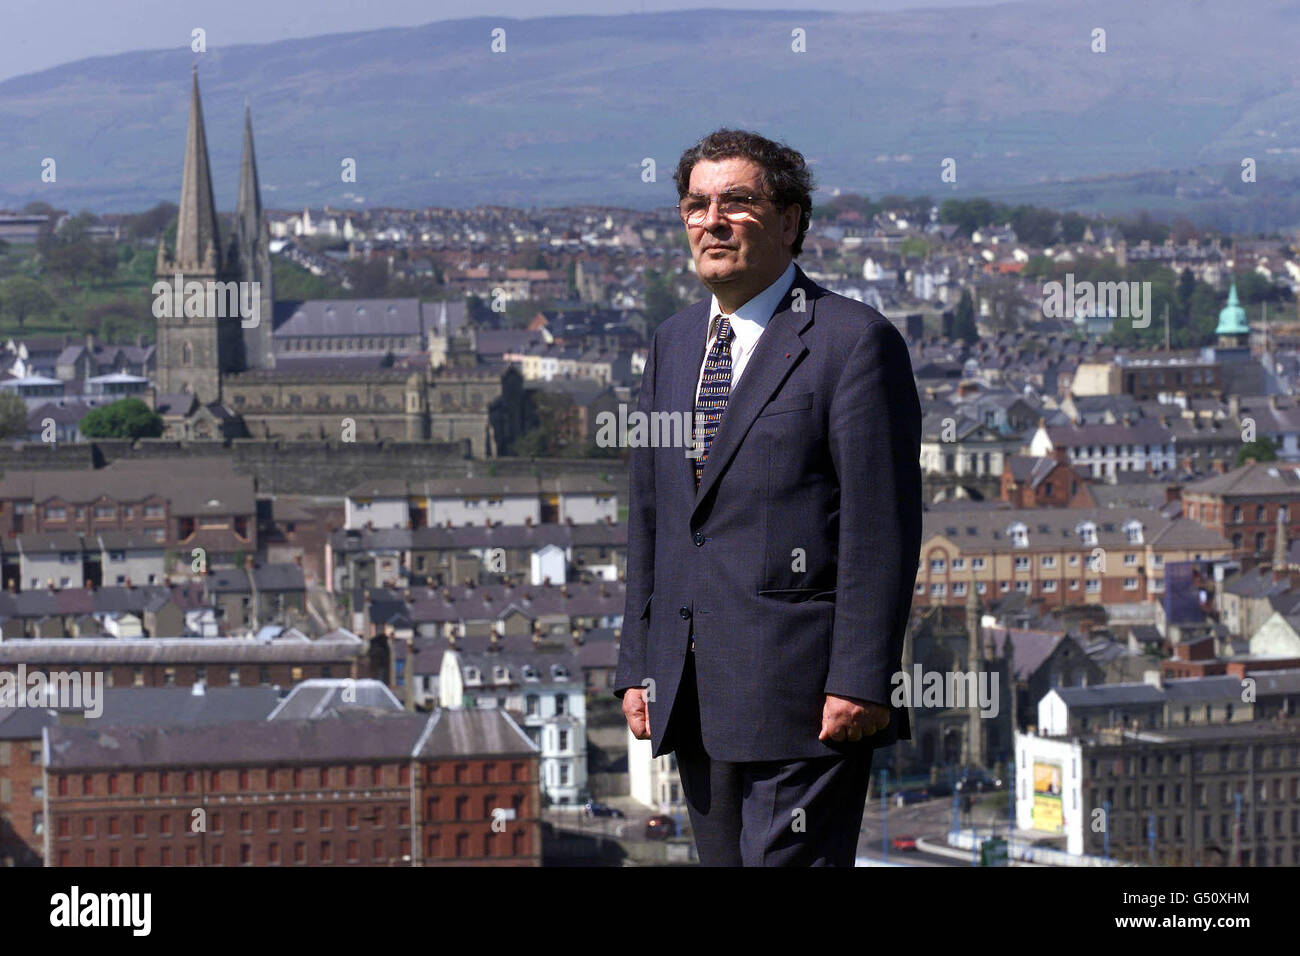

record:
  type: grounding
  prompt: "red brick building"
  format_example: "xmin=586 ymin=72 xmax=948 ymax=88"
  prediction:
xmin=1000 ymin=453 xmax=1095 ymax=508
xmin=42 ymin=709 xmax=539 ymax=866
xmin=0 ymin=458 xmax=256 ymax=562
xmin=1 ymin=685 xmax=280 ymax=865
xmin=1182 ymin=461 xmax=1300 ymax=557
xmin=916 ymin=507 xmax=1231 ymax=609
xmin=0 ymin=637 xmax=365 ymax=691
xmin=0 ymin=725 xmax=44 ymax=866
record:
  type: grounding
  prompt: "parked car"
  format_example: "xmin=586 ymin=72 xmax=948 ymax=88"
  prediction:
xmin=645 ymin=814 xmax=677 ymax=840
xmin=956 ymin=771 xmax=1005 ymax=793
xmin=584 ymin=801 xmax=625 ymax=819
xmin=894 ymin=788 xmax=929 ymax=807
xmin=891 ymin=835 xmax=918 ymax=851
xmin=927 ymin=782 xmax=954 ymax=797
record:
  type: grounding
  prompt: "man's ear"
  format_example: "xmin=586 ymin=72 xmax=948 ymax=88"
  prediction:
xmin=783 ymin=204 xmax=801 ymax=247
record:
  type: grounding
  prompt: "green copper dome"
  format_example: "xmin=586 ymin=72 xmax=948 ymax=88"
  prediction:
xmin=1215 ymin=281 xmax=1250 ymax=336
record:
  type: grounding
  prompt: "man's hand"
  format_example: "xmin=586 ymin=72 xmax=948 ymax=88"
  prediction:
xmin=819 ymin=693 xmax=890 ymax=743
xmin=623 ymin=687 xmax=651 ymax=740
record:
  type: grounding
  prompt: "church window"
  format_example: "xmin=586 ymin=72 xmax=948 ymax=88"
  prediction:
xmin=262 ymin=394 xmax=274 ymax=408
xmin=317 ymin=394 xmax=330 ymax=409
xmin=346 ymin=395 xmax=360 ymax=409
xmin=182 ymin=342 xmax=193 ymax=366
xmin=289 ymin=394 xmax=302 ymax=408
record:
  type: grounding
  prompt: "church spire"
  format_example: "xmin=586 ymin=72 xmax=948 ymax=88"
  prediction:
xmin=233 ymin=98 xmax=263 ymax=260
xmin=170 ymin=67 xmax=223 ymax=275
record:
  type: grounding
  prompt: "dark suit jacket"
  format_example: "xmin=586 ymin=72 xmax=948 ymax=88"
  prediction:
xmin=613 ymin=262 xmax=922 ymax=762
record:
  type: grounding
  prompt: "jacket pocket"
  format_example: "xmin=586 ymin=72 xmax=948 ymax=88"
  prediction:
xmin=756 ymin=391 xmax=814 ymax=417
xmin=756 ymin=587 xmax=836 ymax=602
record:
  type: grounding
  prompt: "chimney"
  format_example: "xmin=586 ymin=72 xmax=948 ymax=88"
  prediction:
xmin=1164 ymin=485 xmax=1182 ymax=505
xmin=1143 ymin=669 xmax=1163 ymax=690
xmin=85 ymin=332 xmax=94 ymax=353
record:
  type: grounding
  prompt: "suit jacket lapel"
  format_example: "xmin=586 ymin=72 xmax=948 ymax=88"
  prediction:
xmin=689 ymin=264 xmax=816 ymax=517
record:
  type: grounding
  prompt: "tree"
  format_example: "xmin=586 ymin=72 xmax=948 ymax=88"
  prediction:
xmin=79 ymin=398 xmax=164 ymax=439
xmin=643 ymin=269 xmax=683 ymax=332
xmin=127 ymin=201 xmax=179 ymax=241
xmin=0 ymin=392 xmax=28 ymax=438
xmin=1236 ymin=437 xmax=1279 ymax=467
xmin=0 ymin=276 xmax=56 ymax=329
xmin=951 ymin=288 xmax=978 ymax=343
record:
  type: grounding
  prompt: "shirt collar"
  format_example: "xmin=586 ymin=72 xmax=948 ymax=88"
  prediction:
xmin=708 ymin=260 xmax=798 ymax=339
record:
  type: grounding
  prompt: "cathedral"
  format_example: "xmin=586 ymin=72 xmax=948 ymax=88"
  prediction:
xmin=154 ymin=68 xmax=274 ymax=406
xmin=151 ymin=69 xmax=525 ymax=457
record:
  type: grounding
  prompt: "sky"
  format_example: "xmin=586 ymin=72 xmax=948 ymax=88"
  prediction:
xmin=0 ymin=0 xmax=1007 ymax=83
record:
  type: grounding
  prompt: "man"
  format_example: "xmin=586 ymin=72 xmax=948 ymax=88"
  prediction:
xmin=613 ymin=128 xmax=922 ymax=866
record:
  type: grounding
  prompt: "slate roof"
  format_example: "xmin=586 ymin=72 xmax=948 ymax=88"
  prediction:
xmin=44 ymin=708 xmax=535 ymax=769
xmin=0 ymin=686 xmax=280 ymax=740
xmin=0 ymin=638 xmax=362 ymax=665
xmin=274 ymin=298 xmax=426 ymax=337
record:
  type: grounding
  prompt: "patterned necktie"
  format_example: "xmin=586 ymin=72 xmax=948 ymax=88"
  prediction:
xmin=694 ymin=314 xmax=734 ymax=487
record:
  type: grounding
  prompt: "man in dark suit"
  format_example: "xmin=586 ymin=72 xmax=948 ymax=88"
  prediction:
xmin=614 ymin=128 xmax=922 ymax=866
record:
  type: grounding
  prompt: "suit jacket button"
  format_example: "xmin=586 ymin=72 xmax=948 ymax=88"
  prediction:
xmin=693 ymin=531 xmax=705 ymax=546
xmin=679 ymin=606 xmax=691 ymax=619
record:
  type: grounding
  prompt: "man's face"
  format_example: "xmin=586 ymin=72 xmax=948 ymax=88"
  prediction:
xmin=683 ymin=157 xmax=800 ymax=292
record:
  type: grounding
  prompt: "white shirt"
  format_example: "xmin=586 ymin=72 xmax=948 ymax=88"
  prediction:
xmin=694 ymin=260 xmax=797 ymax=407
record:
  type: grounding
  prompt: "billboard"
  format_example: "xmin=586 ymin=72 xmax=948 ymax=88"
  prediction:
xmin=1032 ymin=761 xmax=1063 ymax=834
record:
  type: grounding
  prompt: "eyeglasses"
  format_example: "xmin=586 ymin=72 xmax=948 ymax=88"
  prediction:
xmin=676 ymin=192 xmax=775 ymax=226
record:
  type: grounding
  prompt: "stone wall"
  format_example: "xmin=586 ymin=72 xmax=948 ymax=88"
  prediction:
xmin=0 ymin=440 xmax=630 ymax=498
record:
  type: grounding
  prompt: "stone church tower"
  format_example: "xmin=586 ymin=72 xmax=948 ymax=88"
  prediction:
xmin=156 ymin=69 xmax=274 ymax=404
xmin=226 ymin=100 xmax=275 ymax=374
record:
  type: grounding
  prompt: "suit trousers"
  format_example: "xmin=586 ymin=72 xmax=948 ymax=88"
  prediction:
xmin=667 ymin=645 xmax=874 ymax=866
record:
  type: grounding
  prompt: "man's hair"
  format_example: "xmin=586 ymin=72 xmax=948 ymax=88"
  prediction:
xmin=673 ymin=128 xmax=815 ymax=257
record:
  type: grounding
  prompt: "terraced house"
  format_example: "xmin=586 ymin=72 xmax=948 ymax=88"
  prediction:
xmin=0 ymin=459 xmax=256 ymax=585
xmin=916 ymin=507 xmax=1232 ymax=608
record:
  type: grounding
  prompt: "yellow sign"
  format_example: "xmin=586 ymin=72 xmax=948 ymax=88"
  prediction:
xmin=1032 ymin=761 xmax=1063 ymax=833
